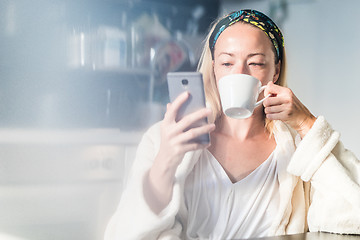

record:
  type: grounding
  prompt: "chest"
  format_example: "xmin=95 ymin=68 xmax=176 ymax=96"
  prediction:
xmin=208 ymin=136 xmax=276 ymax=182
xmin=184 ymin=149 xmax=280 ymax=239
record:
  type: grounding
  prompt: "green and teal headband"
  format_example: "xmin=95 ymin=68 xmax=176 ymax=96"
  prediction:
xmin=209 ymin=9 xmax=284 ymax=61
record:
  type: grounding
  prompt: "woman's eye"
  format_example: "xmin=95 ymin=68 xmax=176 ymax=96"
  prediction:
xmin=249 ymin=62 xmax=264 ymax=66
xmin=222 ymin=62 xmax=232 ymax=67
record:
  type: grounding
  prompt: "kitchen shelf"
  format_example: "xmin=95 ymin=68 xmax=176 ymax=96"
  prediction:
xmin=68 ymin=67 xmax=152 ymax=77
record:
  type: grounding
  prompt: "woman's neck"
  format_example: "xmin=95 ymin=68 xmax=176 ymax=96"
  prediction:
xmin=215 ymin=108 xmax=267 ymax=141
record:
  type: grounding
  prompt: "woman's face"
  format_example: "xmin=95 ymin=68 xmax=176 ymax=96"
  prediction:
xmin=213 ymin=22 xmax=280 ymax=86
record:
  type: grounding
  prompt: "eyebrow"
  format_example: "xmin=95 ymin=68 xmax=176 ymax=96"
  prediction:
xmin=248 ymin=53 xmax=266 ymax=58
xmin=217 ymin=52 xmax=235 ymax=57
xmin=217 ymin=52 xmax=266 ymax=58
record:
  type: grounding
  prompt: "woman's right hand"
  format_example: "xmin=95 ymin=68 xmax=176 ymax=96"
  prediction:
xmin=156 ymin=91 xmax=215 ymax=172
xmin=144 ymin=91 xmax=215 ymax=214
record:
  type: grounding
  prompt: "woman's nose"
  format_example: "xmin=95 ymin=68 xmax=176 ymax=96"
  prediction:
xmin=233 ymin=63 xmax=249 ymax=75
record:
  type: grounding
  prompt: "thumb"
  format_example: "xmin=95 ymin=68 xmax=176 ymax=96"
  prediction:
xmin=166 ymin=103 xmax=171 ymax=111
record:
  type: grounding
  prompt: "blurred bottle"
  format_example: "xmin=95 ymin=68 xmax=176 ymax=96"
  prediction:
xmin=67 ymin=23 xmax=95 ymax=69
xmin=95 ymin=25 xmax=127 ymax=70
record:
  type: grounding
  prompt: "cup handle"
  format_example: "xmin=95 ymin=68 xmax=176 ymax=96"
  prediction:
xmin=255 ymin=86 xmax=271 ymax=107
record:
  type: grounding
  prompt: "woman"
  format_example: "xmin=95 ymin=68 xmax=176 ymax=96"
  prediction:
xmin=105 ymin=10 xmax=360 ymax=240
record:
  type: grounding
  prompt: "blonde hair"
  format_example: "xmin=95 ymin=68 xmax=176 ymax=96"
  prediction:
xmin=197 ymin=20 xmax=287 ymax=135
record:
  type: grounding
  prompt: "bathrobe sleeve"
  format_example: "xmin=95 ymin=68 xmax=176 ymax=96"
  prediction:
xmin=104 ymin=122 xmax=185 ymax=240
xmin=287 ymin=116 xmax=360 ymax=234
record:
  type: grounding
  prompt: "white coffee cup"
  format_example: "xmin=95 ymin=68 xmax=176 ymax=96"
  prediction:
xmin=218 ymin=74 xmax=269 ymax=119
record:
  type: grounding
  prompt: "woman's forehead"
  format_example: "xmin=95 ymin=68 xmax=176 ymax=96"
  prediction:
xmin=214 ymin=23 xmax=274 ymax=57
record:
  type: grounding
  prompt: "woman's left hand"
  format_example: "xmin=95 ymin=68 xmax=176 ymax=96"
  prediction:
xmin=263 ymin=81 xmax=316 ymax=138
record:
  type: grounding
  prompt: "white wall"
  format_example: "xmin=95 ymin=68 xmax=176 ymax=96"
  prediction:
xmin=221 ymin=0 xmax=360 ymax=157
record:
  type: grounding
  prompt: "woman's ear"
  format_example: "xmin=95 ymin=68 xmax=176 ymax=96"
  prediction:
xmin=273 ymin=60 xmax=281 ymax=83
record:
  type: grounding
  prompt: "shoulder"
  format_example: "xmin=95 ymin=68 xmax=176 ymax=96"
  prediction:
xmin=138 ymin=121 xmax=162 ymax=152
xmin=144 ymin=121 xmax=162 ymax=138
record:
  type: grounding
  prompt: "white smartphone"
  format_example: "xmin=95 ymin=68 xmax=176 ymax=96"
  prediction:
xmin=167 ymin=72 xmax=210 ymax=144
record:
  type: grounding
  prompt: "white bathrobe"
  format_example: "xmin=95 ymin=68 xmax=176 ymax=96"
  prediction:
xmin=104 ymin=116 xmax=360 ymax=240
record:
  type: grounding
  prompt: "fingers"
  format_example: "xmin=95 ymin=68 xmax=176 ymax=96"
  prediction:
xmin=263 ymin=82 xmax=293 ymax=106
xmin=176 ymin=121 xmax=215 ymax=146
xmin=164 ymin=92 xmax=189 ymax=122
xmin=265 ymin=109 xmax=289 ymax=120
xmin=161 ymin=95 xmax=215 ymax=149
xmin=264 ymin=81 xmax=278 ymax=97
xmin=172 ymin=107 xmax=215 ymax=146
xmin=262 ymin=83 xmax=315 ymax=134
xmin=263 ymin=96 xmax=285 ymax=108
xmin=263 ymin=82 xmax=294 ymax=120
xmin=155 ymin=92 xmax=215 ymax=180
xmin=158 ymin=110 xmax=215 ymax=168
xmin=174 ymin=107 xmax=212 ymax=132
xmin=264 ymin=104 xmax=283 ymax=115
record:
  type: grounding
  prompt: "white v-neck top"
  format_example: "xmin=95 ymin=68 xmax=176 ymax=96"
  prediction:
xmin=184 ymin=147 xmax=280 ymax=240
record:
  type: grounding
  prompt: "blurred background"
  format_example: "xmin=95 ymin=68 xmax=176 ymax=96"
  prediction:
xmin=0 ymin=0 xmax=359 ymax=239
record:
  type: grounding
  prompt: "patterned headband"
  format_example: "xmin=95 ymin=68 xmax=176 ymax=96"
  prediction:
xmin=209 ymin=9 xmax=284 ymax=61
